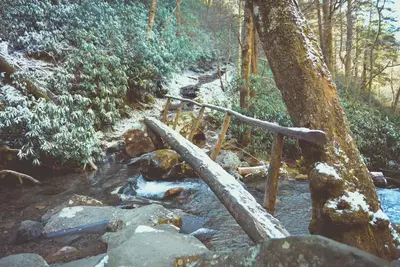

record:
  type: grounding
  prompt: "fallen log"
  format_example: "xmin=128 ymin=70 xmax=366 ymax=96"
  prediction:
xmin=0 ymin=170 xmax=41 ymax=184
xmin=144 ymin=117 xmax=289 ymax=242
xmin=238 ymin=165 xmax=269 ymax=176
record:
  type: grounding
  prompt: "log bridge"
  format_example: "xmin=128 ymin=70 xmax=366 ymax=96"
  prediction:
xmin=144 ymin=95 xmax=327 ymax=242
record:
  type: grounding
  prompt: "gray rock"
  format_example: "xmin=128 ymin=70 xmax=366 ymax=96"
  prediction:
xmin=0 ymin=253 xmax=49 ymax=267
xmin=215 ymin=150 xmax=241 ymax=170
xmin=15 ymin=220 xmax=43 ymax=244
xmin=186 ymin=235 xmax=388 ymax=267
xmin=102 ymin=204 xmax=184 ymax=250
xmin=107 ymin=225 xmax=208 ymax=267
xmin=42 ymin=195 xmax=104 ymax=223
xmin=54 ymin=254 xmax=107 ymax=267
xmin=43 ymin=206 xmax=136 ymax=238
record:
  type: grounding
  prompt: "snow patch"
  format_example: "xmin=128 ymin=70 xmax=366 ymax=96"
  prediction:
xmin=58 ymin=207 xmax=84 ymax=218
xmin=189 ymin=228 xmax=214 ymax=236
xmin=325 ymin=190 xmax=369 ymax=212
xmin=111 ymin=186 xmax=122 ymax=195
xmin=95 ymin=255 xmax=109 ymax=267
xmin=369 ymin=209 xmax=390 ymax=226
xmin=134 ymin=225 xmax=164 ymax=233
xmin=315 ymin=163 xmax=341 ymax=180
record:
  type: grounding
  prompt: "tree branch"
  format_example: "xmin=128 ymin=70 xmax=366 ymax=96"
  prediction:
xmin=0 ymin=170 xmax=41 ymax=184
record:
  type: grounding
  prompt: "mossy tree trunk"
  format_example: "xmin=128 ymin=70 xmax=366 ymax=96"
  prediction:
xmin=251 ymin=0 xmax=399 ymax=260
xmin=345 ymin=0 xmax=353 ymax=84
xmin=147 ymin=0 xmax=157 ymax=39
xmin=322 ymin=0 xmax=334 ymax=75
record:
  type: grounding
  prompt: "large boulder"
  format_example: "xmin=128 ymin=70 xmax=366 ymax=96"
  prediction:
xmin=42 ymin=195 xmax=104 ymax=223
xmin=0 ymin=253 xmax=49 ymax=267
xmin=102 ymin=204 xmax=184 ymax=250
xmin=55 ymin=254 xmax=107 ymax=267
xmin=124 ymin=129 xmax=155 ymax=157
xmin=43 ymin=206 xmax=135 ymax=238
xmin=140 ymin=149 xmax=182 ymax=181
xmin=176 ymin=235 xmax=389 ymax=267
xmin=107 ymin=225 xmax=208 ymax=267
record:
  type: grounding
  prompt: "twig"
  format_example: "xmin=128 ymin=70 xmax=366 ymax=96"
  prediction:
xmin=0 ymin=170 xmax=41 ymax=184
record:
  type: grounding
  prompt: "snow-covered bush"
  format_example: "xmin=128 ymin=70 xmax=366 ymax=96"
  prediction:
xmin=0 ymin=0 xmax=214 ymax=166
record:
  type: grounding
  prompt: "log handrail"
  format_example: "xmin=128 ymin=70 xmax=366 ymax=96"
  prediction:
xmin=165 ymin=94 xmax=327 ymax=145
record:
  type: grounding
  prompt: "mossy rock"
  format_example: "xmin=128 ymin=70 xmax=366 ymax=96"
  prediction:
xmin=140 ymin=149 xmax=182 ymax=180
xmin=157 ymin=215 xmax=182 ymax=229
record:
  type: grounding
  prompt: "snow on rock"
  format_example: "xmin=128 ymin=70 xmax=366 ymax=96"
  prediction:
xmin=134 ymin=225 xmax=164 ymax=234
xmin=369 ymin=209 xmax=390 ymax=226
xmin=315 ymin=163 xmax=341 ymax=180
xmin=325 ymin=190 xmax=369 ymax=213
xmin=58 ymin=207 xmax=84 ymax=218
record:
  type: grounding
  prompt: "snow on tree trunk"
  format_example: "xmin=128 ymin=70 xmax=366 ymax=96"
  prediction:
xmin=251 ymin=0 xmax=399 ymax=260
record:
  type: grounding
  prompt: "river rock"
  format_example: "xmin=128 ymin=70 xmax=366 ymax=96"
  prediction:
xmin=43 ymin=206 xmax=136 ymax=238
xmin=163 ymin=187 xmax=185 ymax=198
xmin=42 ymin=195 xmax=104 ymax=223
xmin=45 ymin=246 xmax=80 ymax=263
xmin=107 ymin=225 xmax=208 ymax=267
xmin=0 ymin=253 xmax=49 ymax=267
xmin=370 ymin=172 xmax=387 ymax=188
xmin=124 ymin=129 xmax=155 ymax=157
xmin=102 ymin=204 xmax=185 ymax=250
xmin=55 ymin=254 xmax=107 ymax=267
xmin=215 ymin=150 xmax=241 ymax=171
xmin=15 ymin=220 xmax=43 ymax=244
xmin=177 ymin=235 xmax=388 ymax=267
xmin=165 ymin=162 xmax=198 ymax=179
xmin=140 ymin=149 xmax=182 ymax=180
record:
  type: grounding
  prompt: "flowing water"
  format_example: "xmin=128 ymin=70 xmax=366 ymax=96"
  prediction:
xmin=1 ymin=160 xmax=400 ymax=258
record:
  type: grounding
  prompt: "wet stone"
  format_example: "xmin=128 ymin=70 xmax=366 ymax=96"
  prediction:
xmin=15 ymin=220 xmax=43 ymax=244
xmin=0 ymin=253 xmax=49 ymax=267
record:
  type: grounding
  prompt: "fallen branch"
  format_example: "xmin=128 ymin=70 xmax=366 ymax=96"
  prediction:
xmin=0 ymin=170 xmax=41 ymax=184
xmin=238 ymin=165 xmax=268 ymax=176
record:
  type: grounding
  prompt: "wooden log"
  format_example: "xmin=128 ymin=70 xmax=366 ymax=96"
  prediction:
xmin=211 ymin=114 xmax=231 ymax=161
xmin=238 ymin=165 xmax=268 ymax=176
xmin=188 ymin=106 xmax=206 ymax=142
xmin=144 ymin=117 xmax=289 ymax=242
xmin=173 ymin=102 xmax=184 ymax=130
xmin=162 ymin=98 xmax=172 ymax=123
xmin=264 ymin=133 xmax=284 ymax=215
xmin=165 ymin=95 xmax=327 ymax=145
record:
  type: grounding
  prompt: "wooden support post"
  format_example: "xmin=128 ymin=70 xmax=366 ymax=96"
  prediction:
xmin=173 ymin=102 xmax=184 ymax=130
xmin=264 ymin=133 xmax=284 ymax=215
xmin=188 ymin=106 xmax=206 ymax=142
xmin=162 ymin=98 xmax=172 ymax=123
xmin=144 ymin=117 xmax=289 ymax=241
xmin=211 ymin=114 xmax=231 ymax=160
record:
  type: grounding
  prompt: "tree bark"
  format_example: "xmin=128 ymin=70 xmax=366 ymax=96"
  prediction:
xmin=322 ymin=0 xmax=334 ymax=74
xmin=315 ymin=0 xmax=325 ymax=52
xmin=237 ymin=0 xmax=243 ymax=76
xmin=251 ymin=0 xmax=399 ymax=260
xmin=393 ymin=86 xmax=400 ymax=112
xmin=345 ymin=0 xmax=353 ymax=83
xmin=147 ymin=0 xmax=157 ymax=39
xmin=240 ymin=0 xmax=253 ymax=109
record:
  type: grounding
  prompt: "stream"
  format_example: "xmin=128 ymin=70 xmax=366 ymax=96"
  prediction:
xmin=2 ymin=159 xmax=399 ymax=259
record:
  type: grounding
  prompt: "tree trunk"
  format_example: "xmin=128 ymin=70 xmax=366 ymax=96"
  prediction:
xmin=176 ymin=0 xmax=182 ymax=36
xmin=315 ymin=0 xmax=324 ymax=52
xmin=354 ymin=24 xmax=360 ymax=79
xmin=393 ymin=87 xmax=400 ymax=112
xmin=240 ymin=0 xmax=253 ymax=109
xmin=322 ymin=0 xmax=334 ymax=74
xmin=147 ymin=0 xmax=157 ymax=39
xmin=237 ymin=0 xmax=243 ymax=76
xmin=251 ymin=0 xmax=400 ymax=260
xmin=345 ymin=0 xmax=353 ymax=83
